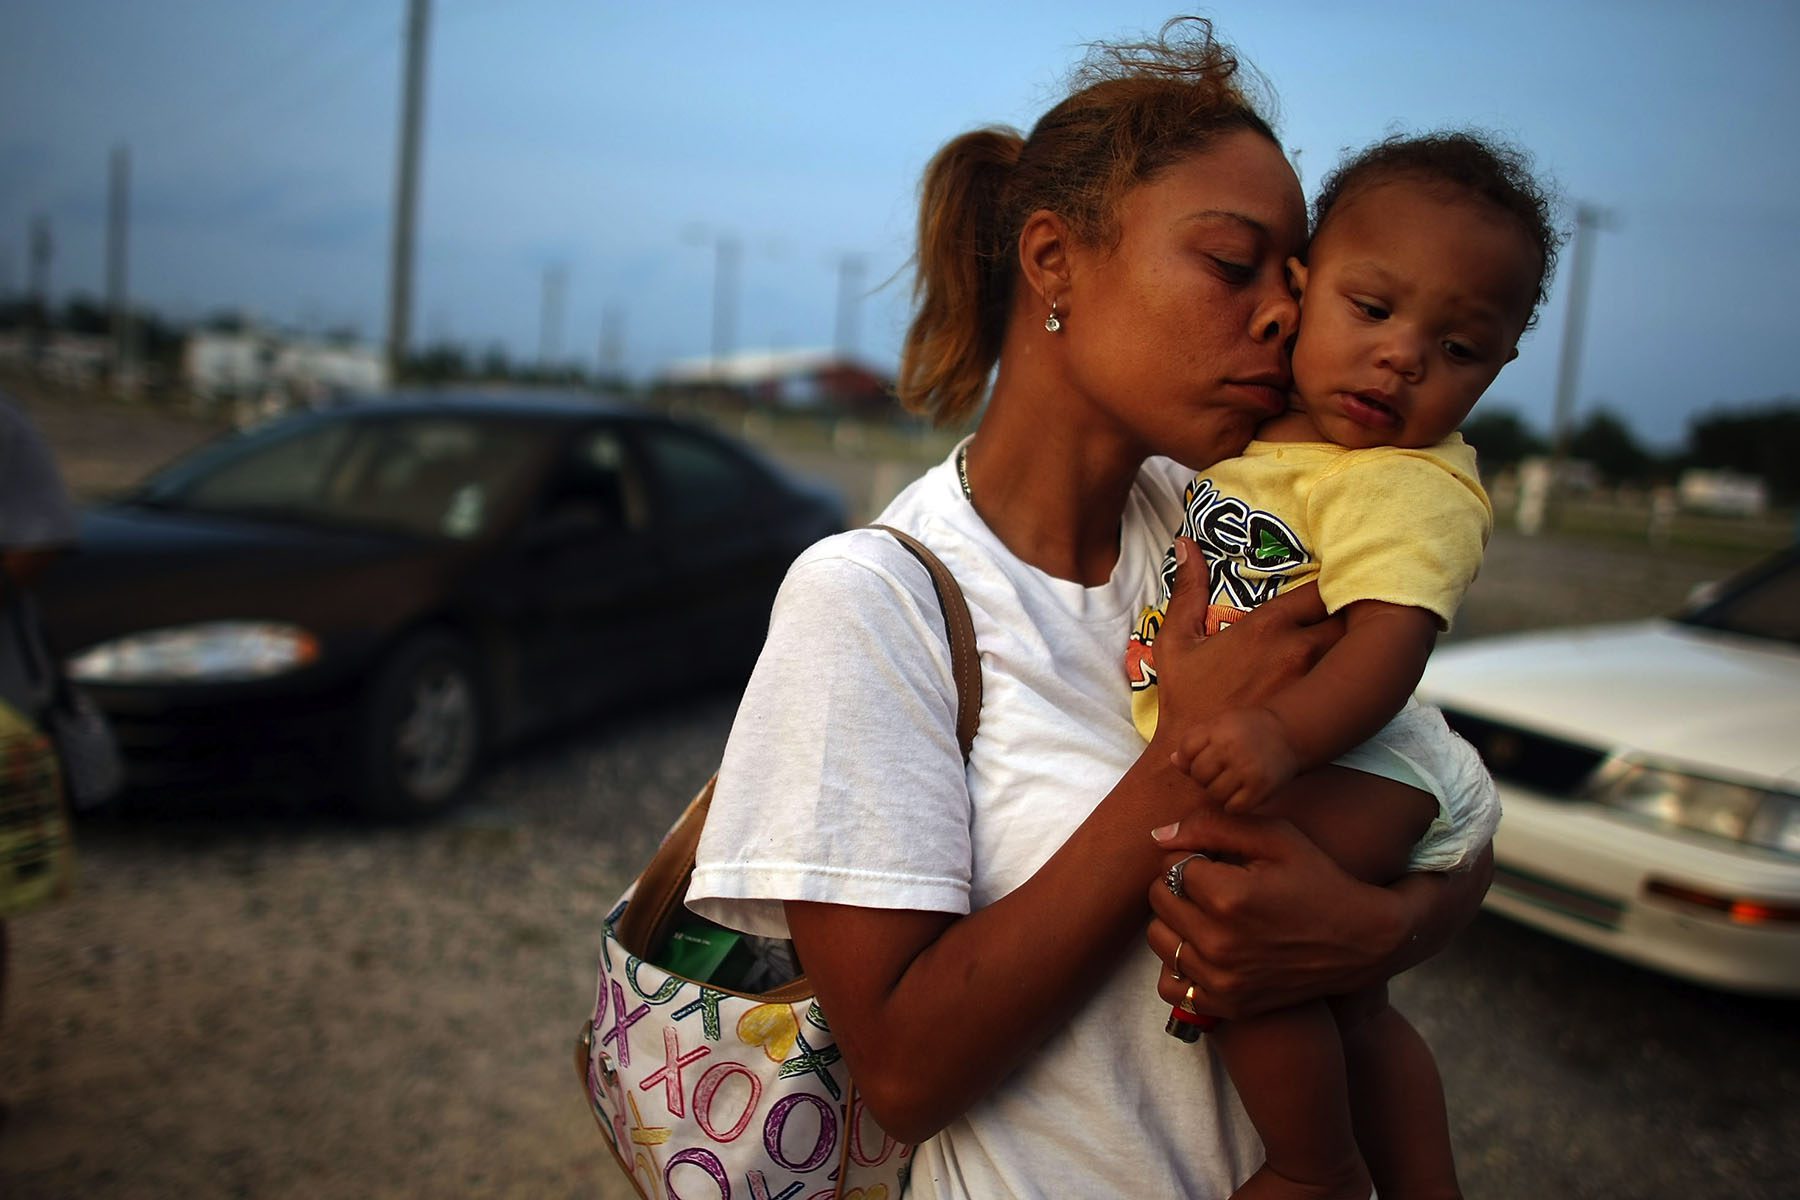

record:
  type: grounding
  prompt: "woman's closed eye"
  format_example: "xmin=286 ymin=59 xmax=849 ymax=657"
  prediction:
xmin=1210 ymin=256 xmax=1257 ymax=284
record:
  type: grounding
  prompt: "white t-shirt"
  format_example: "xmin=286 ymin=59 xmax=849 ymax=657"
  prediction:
xmin=689 ymin=445 xmax=1262 ymax=1199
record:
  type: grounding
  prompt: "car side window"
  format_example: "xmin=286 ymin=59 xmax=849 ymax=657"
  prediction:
xmin=637 ymin=427 xmax=764 ymax=526
xmin=178 ymin=423 xmax=354 ymax=510
xmin=540 ymin=427 xmax=644 ymax=533
xmin=1688 ymin=558 xmax=1800 ymax=644
xmin=355 ymin=419 xmax=536 ymax=539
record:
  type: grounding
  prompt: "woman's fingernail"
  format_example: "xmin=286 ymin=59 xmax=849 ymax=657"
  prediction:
xmin=1152 ymin=822 xmax=1177 ymax=842
xmin=1174 ymin=538 xmax=1190 ymax=566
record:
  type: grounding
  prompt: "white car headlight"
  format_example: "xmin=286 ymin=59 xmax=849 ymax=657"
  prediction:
xmin=1583 ymin=757 xmax=1800 ymax=857
xmin=67 ymin=621 xmax=320 ymax=685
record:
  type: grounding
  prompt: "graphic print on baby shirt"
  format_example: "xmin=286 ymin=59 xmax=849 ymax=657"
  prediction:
xmin=1127 ymin=476 xmax=1314 ymax=692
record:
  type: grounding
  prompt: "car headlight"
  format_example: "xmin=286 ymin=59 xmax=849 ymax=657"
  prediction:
xmin=67 ymin=621 xmax=320 ymax=685
xmin=1582 ymin=757 xmax=1800 ymax=857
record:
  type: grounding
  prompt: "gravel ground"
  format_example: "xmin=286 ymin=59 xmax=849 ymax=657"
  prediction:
xmin=2 ymin=381 xmax=1790 ymax=1197
xmin=2 ymin=689 xmax=736 ymax=1200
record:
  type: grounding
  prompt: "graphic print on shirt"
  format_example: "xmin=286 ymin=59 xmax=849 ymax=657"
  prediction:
xmin=1126 ymin=476 xmax=1312 ymax=691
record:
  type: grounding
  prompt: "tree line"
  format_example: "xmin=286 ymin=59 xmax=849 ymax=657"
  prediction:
xmin=1449 ymin=403 xmax=1798 ymax=505
xmin=5 ymin=295 xmax=1795 ymax=503
xmin=0 ymin=294 xmax=634 ymax=393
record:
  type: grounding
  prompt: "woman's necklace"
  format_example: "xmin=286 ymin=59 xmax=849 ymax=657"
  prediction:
xmin=956 ymin=441 xmax=974 ymax=503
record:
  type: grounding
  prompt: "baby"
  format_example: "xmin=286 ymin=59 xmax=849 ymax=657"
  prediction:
xmin=1129 ymin=130 xmax=1561 ymax=1199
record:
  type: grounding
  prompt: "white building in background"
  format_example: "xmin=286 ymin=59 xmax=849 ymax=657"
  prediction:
xmin=271 ymin=340 xmax=387 ymax=394
xmin=0 ymin=330 xmax=112 ymax=381
xmin=1677 ymin=468 xmax=1768 ymax=517
xmin=183 ymin=331 xmax=269 ymax=395
xmin=654 ymin=348 xmax=894 ymax=415
xmin=184 ymin=330 xmax=388 ymax=403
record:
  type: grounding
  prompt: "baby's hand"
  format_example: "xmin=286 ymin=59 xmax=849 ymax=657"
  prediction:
xmin=1171 ymin=707 xmax=1302 ymax=813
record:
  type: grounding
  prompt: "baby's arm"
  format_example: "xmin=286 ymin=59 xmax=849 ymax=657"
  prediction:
xmin=1173 ymin=600 xmax=1438 ymax=811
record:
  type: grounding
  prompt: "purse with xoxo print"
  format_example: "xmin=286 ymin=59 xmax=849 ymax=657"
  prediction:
xmin=577 ymin=527 xmax=980 ymax=1200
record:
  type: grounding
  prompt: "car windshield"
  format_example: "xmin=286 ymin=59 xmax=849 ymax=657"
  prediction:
xmin=134 ymin=413 xmax=543 ymax=540
xmin=1677 ymin=550 xmax=1800 ymax=646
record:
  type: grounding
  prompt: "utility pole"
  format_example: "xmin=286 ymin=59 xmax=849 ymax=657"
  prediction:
xmin=711 ymin=235 xmax=741 ymax=374
xmin=27 ymin=214 xmax=52 ymax=364
xmin=107 ymin=143 xmax=133 ymax=387
xmin=599 ymin=304 xmax=625 ymax=381
xmin=539 ymin=265 xmax=566 ymax=370
xmin=1542 ymin=202 xmax=1615 ymax=529
xmin=833 ymin=253 xmax=866 ymax=361
xmin=385 ymin=0 xmax=431 ymax=383
xmin=682 ymin=225 xmax=745 ymax=378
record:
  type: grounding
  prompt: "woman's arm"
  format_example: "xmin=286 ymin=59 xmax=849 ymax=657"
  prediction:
xmin=787 ymin=750 xmax=1203 ymax=1143
xmin=787 ymin=539 xmax=1347 ymax=1143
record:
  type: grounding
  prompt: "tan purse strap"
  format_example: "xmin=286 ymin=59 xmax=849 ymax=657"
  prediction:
xmin=869 ymin=524 xmax=981 ymax=761
xmin=613 ymin=775 xmax=717 ymax=957
xmin=612 ymin=526 xmax=981 ymax=960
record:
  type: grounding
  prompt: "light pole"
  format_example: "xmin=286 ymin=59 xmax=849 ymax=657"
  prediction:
xmin=832 ymin=252 xmax=866 ymax=362
xmin=107 ymin=144 xmax=133 ymax=388
xmin=385 ymin=0 xmax=431 ymax=382
xmin=539 ymin=264 xmax=567 ymax=371
xmin=683 ymin=225 xmax=742 ymax=378
xmin=1540 ymin=201 xmax=1616 ymax=531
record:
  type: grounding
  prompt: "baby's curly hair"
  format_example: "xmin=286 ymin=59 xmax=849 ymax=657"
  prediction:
xmin=1312 ymin=131 xmax=1564 ymax=330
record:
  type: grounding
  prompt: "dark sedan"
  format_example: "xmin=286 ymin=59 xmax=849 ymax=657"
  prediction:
xmin=40 ymin=392 xmax=846 ymax=816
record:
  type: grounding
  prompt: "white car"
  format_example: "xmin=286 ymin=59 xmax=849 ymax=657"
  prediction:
xmin=1417 ymin=546 xmax=1800 ymax=995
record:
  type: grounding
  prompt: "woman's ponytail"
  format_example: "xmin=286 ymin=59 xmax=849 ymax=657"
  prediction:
xmin=896 ymin=128 xmax=1023 ymax=427
xmin=896 ymin=19 xmax=1275 ymax=428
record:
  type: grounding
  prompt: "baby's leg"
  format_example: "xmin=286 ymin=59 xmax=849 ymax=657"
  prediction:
xmin=1254 ymin=766 xmax=1459 ymax=1199
xmin=1334 ymin=985 xmax=1462 ymax=1200
xmin=1210 ymin=1002 xmax=1371 ymax=1200
xmin=1257 ymin=764 xmax=1437 ymax=883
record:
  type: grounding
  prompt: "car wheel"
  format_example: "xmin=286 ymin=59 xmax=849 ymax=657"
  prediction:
xmin=355 ymin=631 xmax=483 ymax=819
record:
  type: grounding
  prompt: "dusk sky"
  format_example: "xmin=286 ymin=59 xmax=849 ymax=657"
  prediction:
xmin=4 ymin=1 xmax=1796 ymax=447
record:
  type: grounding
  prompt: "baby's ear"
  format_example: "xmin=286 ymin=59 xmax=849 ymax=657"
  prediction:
xmin=1285 ymin=257 xmax=1309 ymax=301
xmin=1507 ymin=345 xmax=1520 ymax=363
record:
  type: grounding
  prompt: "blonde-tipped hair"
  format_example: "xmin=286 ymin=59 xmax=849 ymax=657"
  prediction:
xmin=897 ymin=17 xmax=1277 ymax=426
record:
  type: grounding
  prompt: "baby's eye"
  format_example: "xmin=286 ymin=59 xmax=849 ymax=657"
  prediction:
xmin=1443 ymin=340 xmax=1479 ymax=362
xmin=1352 ymin=299 xmax=1389 ymax=320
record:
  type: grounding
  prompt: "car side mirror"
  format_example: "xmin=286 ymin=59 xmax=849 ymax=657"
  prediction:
xmin=1684 ymin=580 xmax=1720 ymax=611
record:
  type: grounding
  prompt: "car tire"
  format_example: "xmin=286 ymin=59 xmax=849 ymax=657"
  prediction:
xmin=354 ymin=630 xmax=484 ymax=819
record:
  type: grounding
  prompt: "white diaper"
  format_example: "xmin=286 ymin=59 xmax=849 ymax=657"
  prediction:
xmin=1333 ymin=697 xmax=1500 ymax=873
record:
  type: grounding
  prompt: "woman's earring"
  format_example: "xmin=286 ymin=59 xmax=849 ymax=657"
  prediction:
xmin=1044 ymin=298 xmax=1062 ymax=334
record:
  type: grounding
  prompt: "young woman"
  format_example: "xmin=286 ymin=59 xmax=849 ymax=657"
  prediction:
xmin=689 ymin=19 xmax=1492 ymax=1198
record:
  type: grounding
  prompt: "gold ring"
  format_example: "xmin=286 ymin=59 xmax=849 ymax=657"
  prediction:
xmin=1180 ymin=983 xmax=1199 ymax=1014
xmin=1173 ymin=939 xmax=1187 ymax=979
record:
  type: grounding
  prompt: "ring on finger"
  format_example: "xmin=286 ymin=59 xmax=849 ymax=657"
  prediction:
xmin=1163 ymin=852 xmax=1211 ymax=898
xmin=1173 ymin=939 xmax=1187 ymax=979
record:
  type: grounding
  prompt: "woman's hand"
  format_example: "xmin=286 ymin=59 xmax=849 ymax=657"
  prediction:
xmin=1145 ymin=807 xmax=1494 ymax=1018
xmin=1146 ymin=807 xmax=1408 ymax=1017
xmin=1147 ymin=538 xmax=1342 ymax=745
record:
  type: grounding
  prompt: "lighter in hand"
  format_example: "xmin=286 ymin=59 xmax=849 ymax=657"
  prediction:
xmin=1166 ymin=983 xmax=1219 ymax=1042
